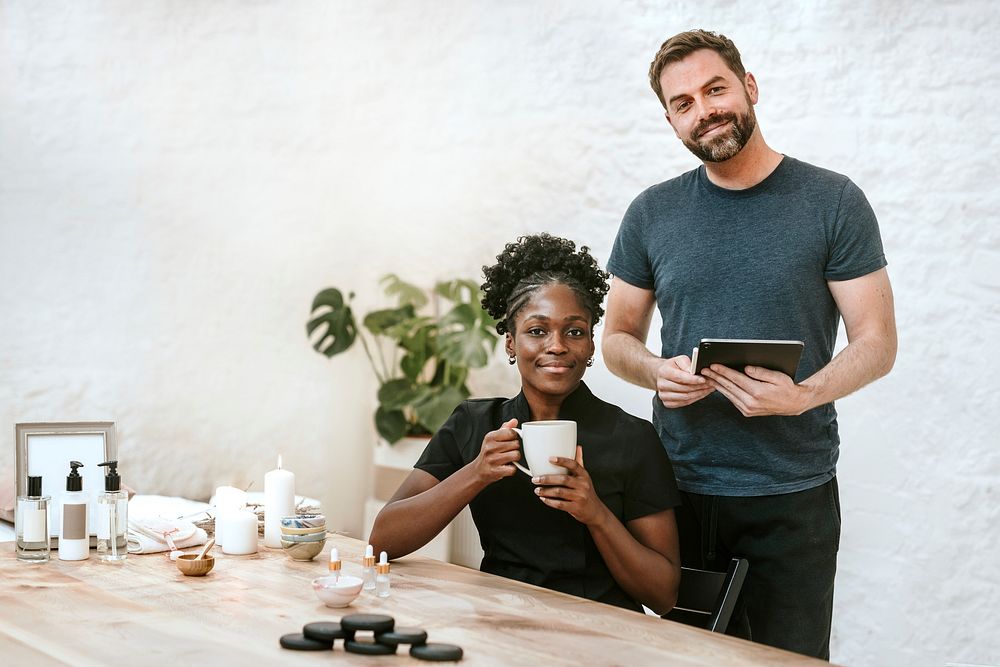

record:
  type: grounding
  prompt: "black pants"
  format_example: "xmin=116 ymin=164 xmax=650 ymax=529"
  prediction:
xmin=675 ymin=477 xmax=841 ymax=660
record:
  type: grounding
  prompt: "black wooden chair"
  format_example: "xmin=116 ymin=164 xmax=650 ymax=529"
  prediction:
xmin=662 ymin=557 xmax=749 ymax=633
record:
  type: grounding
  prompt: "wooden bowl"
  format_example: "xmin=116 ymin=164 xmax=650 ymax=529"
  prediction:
xmin=176 ymin=553 xmax=215 ymax=576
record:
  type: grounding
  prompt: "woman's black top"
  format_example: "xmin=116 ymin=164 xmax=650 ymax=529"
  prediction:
xmin=414 ymin=381 xmax=680 ymax=612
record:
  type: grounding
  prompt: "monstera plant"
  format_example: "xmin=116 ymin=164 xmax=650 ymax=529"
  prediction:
xmin=307 ymin=274 xmax=500 ymax=443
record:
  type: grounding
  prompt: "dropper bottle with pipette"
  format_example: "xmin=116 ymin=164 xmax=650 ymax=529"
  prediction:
xmin=328 ymin=547 xmax=341 ymax=582
xmin=362 ymin=544 xmax=376 ymax=591
xmin=376 ymin=550 xmax=391 ymax=598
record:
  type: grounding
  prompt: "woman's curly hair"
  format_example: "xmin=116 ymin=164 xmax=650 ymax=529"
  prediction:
xmin=481 ymin=233 xmax=610 ymax=335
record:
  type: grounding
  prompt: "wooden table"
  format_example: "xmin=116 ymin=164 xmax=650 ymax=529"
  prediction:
xmin=0 ymin=536 xmax=827 ymax=666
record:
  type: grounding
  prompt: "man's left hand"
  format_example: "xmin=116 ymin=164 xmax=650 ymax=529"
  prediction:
xmin=702 ymin=364 xmax=811 ymax=417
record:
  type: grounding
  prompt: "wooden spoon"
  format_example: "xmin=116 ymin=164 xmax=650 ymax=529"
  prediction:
xmin=195 ymin=538 xmax=216 ymax=560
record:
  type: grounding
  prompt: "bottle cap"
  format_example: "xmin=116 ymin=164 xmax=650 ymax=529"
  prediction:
xmin=376 ymin=562 xmax=390 ymax=575
xmin=363 ymin=543 xmax=375 ymax=566
xmin=99 ymin=460 xmax=121 ymax=491
xmin=329 ymin=547 xmax=341 ymax=571
xmin=27 ymin=475 xmax=43 ymax=497
xmin=66 ymin=461 xmax=84 ymax=492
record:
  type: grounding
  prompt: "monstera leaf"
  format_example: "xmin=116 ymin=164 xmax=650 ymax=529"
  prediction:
xmin=412 ymin=385 xmax=469 ymax=434
xmin=437 ymin=303 xmax=497 ymax=368
xmin=306 ymin=288 xmax=358 ymax=358
xmin=308 ymin=275 xmax=500 ymax=444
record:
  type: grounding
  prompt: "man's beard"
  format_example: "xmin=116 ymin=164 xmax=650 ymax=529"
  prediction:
xmin=682 ymin=106 xmax=757 ymax=163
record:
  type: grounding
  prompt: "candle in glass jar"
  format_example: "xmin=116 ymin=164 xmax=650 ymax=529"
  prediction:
xmin=221 ymin=508 xmax=258 ymax=555
xmin=263 ymin=455 xmax=295 ymax=549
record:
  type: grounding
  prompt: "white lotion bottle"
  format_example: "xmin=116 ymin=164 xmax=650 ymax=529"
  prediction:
xmin=96 ymin=460 xmax=128 ymax=562
xmin=58 ymin=461 xmax=90 ymax=561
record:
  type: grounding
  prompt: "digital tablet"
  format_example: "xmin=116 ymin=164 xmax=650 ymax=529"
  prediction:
xmin=690 ymin=339 xmax=805 ymax=378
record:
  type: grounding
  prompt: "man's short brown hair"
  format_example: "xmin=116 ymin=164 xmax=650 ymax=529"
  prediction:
xmin=649 ymin=30 xmax=747 ymax=110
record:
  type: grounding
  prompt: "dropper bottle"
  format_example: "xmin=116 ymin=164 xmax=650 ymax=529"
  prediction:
xmin=376 ymin=551 xmax=390 ymax=598
xmin=328 ymin=547 xmax=342 ymax=581
xmin=362 ymin=544 xmax=376 ymax=591
xmin=96 ymin=460 xmax=128 ymax=562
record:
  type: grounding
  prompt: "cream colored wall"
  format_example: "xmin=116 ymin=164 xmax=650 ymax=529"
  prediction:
xmin=2 ymin=2 xmax=998 ymax=665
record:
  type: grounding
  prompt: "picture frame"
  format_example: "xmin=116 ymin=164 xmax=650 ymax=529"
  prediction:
xmin=15 ymin=422 xmax=117 ymax=545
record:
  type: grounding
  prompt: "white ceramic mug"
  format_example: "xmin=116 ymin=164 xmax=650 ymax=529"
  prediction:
xmin=511 ymin=420 xmax=577 ymax=477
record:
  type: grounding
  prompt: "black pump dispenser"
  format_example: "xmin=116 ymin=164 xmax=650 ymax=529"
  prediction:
xmin=66 ymin=461 xmax=84 ymax=491
xmin=98 ymin=460 xmax=121 ymax=491
xmin=27 ymin=475 xmax=43 ymax=497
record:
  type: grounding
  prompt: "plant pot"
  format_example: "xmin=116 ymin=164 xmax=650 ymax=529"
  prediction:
xmin=373 ymin=436 xmax=431 ymax=471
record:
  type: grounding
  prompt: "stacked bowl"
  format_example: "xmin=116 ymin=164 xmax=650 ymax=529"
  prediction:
xmin=280 ymin=514 xmax=327 ymax=561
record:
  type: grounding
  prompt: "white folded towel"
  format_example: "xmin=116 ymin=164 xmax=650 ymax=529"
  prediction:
xmin=127 ymin=517 xmax=208 ymax=554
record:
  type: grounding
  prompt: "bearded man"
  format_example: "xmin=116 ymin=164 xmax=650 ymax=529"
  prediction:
xmin=602 ymin=30 xmax=896 ymax=660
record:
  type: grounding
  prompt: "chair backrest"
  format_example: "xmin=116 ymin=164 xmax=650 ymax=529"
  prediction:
xmin=662 ymin=557 xmax=748 ymax=633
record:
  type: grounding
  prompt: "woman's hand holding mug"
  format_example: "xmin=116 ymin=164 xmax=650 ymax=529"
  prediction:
xmin=533 ymin=447 xmax=606 ymax=526
xmin=472 ymin=418 xmax=522 ymax=485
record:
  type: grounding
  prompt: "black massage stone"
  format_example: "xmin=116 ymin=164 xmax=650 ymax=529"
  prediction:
xmin=302 ymin=621 xmax=351 ymax=642
xmin=410 ymin=642 xmax=465 ymax=661
xmin=376 ymin=626 xmax=429 ymax=646
xmin=340 ymin=613 xmax=395 ymax=634
xmin=279 ymin=632 xmax=332 ymax=651
xmin=345 ymin=638 xmax=397 ymax=655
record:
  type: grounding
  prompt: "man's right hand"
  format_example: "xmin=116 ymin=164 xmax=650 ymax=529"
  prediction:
xmin=471 ymin=418 xmax=523 ymax=485
xmin=656 ymin=355 xmax=715 ymax=408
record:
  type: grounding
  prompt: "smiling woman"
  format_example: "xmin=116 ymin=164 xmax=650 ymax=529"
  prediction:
xmin=367 ymin=234 xmax=684 ymax=615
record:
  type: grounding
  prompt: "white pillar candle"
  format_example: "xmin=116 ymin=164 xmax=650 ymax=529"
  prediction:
xmin=213 ymin=486 xmax=247 ymax=548
xmin=221 ymin=508 xmax=258 ymax=555
xmin=263 ymin=455 xmax=295 ymax=549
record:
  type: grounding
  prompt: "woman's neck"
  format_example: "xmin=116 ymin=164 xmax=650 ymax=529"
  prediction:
xmin=523 ymin=383 xmax=578 ymax=421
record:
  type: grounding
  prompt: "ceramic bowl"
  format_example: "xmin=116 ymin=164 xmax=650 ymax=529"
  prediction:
xmin=280 ymin=514 xmax=326 ymax=529
xmin=280 ymin=530 xmax=327 ymax=543
xmin=312 ymin=574 xmax=363 ymax=607
xmin=281 ymin=538 xmax=325 ymax=561
xmin=176 ymin=554 xmax=215 ymax=576
xmin=280 ymin=524 xmax=326 ymax=536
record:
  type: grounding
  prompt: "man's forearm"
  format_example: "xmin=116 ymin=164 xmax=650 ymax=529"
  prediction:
xmin=602 ymin=331 xmax=662 ymax=390
xmin=798 ymin=333 xmax=896 ymax=412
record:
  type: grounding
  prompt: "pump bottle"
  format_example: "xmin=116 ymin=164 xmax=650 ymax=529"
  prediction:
xmin=96 ymin=460 xmax=128 ymax=562
xmin=58 ymin=461 xmax=90 ymax=561
xmin=16 ymin=475 xmax=51 ymax=562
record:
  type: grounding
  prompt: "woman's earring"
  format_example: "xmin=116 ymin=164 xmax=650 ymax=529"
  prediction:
xmin=508 ymin=355 xmax=516 ymax=365
xmin=586 ymin=357 xmax=594 ymax=367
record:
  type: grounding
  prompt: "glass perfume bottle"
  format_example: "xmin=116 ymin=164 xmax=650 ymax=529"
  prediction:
xmin=16 ymin=475 xmax=51 ymax=562
xmin=96 ymin=460 xmax=128 ymax=562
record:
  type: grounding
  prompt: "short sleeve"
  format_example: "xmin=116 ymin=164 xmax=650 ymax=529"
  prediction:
xmin=622 ymin=421 xmax=681 ymax=522
xmin=413 ymin=403 xmax=470 ymax=481
xmin=607 ymin=194 xmax=654 ymax=289
xmin=824 ymin=179 xmax=887 ymax=281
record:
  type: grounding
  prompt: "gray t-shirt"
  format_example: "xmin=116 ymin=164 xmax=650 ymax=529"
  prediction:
xmin=607 ymin=156 xmax=886 ymax=496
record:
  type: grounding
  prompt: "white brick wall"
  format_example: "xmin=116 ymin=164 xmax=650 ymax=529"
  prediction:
xmin=1 ymin=2 xmax=997 ymax=664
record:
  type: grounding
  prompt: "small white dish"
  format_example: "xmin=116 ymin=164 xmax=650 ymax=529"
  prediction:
xmin=311 ymin=574 xmax=364 ymax=608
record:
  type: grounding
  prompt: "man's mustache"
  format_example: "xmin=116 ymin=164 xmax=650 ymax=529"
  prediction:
xmin=694 ymin=112 xmax=737 ymax=139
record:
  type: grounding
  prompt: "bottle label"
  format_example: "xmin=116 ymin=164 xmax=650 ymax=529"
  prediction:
xmin=62 ymin=503 xmax=87 ymax=540
xmin=23 ymin=506 xmax=47 ymax=542
xmin=97 ymin=504 xmax=110 ymax=540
